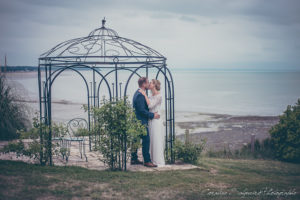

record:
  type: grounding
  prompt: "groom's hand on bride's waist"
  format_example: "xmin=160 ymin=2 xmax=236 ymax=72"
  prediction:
xmin=154 ymin=112 xmax=160 ymax=119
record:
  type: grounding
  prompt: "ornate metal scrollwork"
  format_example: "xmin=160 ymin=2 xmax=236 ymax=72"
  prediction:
xmin=67 ymin=118 xmax=88 ymax=138
xmin=40 ymin=19 xmax=164 ymax=64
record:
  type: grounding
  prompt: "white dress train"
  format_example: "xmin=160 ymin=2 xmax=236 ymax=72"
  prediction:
xmin=148 ymin=93 xmax=165 ymax=166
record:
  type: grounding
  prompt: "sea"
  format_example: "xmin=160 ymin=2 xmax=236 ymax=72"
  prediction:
xmin=5 ymin=68 xmax=300 ymax=122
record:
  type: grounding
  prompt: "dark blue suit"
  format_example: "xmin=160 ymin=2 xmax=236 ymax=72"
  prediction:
xmin=131 ymin=89 xmax=154 ymax=163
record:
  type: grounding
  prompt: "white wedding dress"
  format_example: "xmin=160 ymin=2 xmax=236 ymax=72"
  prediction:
xmin=148 ymin=93 xmax=165 ymax=166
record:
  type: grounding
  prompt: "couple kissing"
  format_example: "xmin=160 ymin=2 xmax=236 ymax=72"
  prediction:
xmin=131 ymin=77 xmax=165 ymax=167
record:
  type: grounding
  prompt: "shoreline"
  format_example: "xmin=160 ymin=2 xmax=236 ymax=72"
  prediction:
xmin=175 ymin=110 xmax=279 ymax=118
xmin=20 ymin=99 xmax=281 ymax=117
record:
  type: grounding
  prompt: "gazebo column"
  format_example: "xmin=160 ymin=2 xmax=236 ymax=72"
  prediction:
xmin=114 ymin=61 xmax=119 ymax=100
xmin=164 ymin=65 xmax=169 ymax=162
xmin=47 ymin=64 xmax=53 ymax=165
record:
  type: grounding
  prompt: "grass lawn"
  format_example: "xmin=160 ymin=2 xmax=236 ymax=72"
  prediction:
xmin=0 ymin=157 xmax=299 ymax=199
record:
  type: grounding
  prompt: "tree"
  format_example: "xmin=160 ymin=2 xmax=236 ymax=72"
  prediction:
xmin=0 ymin=74 xmax=30 ymax=140
xmin=269 ymin=99 xmax=300 ymax=163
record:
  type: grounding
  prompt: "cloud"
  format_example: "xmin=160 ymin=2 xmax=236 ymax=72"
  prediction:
xmin=0 ymin=0 xmax=299 ymax=70
xmin=179 ymin=15 xmax=198 ymax=23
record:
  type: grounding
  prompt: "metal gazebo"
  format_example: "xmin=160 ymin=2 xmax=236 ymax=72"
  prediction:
xmin=38 ymin=19 xmax=175 ymax=169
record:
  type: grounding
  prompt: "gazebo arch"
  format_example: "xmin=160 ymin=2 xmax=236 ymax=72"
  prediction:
xmin=38 ymin=18 xmax=175 ymax=169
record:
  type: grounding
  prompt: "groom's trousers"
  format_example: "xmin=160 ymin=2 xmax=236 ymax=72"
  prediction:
xmin=131 ymin=127 xmax=151 ymax=163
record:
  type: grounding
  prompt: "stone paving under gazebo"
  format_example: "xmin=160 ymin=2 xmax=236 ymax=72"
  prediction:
xmin=0 ymin=139 xmax=201 ymax=172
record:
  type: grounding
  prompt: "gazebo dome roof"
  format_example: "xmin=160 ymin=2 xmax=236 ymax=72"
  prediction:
xmin=39 ymin=19 xmax=165 ymax=64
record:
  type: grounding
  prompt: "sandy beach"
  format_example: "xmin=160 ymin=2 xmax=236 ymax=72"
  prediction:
xmin=175 ymin=111 xmax=279 ymax=151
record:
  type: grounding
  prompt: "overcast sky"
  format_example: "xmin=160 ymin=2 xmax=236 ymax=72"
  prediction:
xmin=0 ymin=0 xmax=300 ymax=70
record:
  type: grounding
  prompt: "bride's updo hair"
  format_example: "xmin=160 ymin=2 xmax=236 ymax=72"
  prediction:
xmin=152 ymin=79 xmax=161 ymax=91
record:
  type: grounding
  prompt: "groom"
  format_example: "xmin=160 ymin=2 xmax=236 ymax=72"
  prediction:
xmin=131 ymin=77 xmax=160 ymax=167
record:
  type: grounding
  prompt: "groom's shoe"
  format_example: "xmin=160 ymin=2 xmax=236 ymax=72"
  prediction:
xmin=130 ymin=159 xmax=143 ymax=165
xmin=144 ymin=162 xmax=157 ymax=167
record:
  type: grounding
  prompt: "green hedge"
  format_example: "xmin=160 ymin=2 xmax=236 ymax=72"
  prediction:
xmin=270 ymin=99 xmax=300 ymax=163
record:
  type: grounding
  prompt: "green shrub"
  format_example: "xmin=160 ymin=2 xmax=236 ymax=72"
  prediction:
xmin=239 ymin=138 xmax=275 ymax=159
xmin=0 ymin=74 xmax=31 ymax=140
xmin=74 ymin=128 xmax=89 ymax=137
xmin=0 ymin=139 xmax=43 ymax=160
xmin=1 ymin=116 xmax=69 ymax=165
xmin=89 ymin=97 xmax=147 ymax=170
xmin=0 ymin=140 xmax=26 ymax=157
xmin=174 ymin=130 xmax=206 ymax=164
xmin=269 ymin=99 xmax=300 ymax=163
xmin=206 ymin=138 xmax=275 ymax=160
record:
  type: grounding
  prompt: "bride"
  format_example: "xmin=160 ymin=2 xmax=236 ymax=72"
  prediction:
xmin=139 ymin=79 xmax=165 ymax=166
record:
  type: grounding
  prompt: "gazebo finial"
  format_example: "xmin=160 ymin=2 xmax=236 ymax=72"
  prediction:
xmin=102 ymin=17 xmax=106 ymax=28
